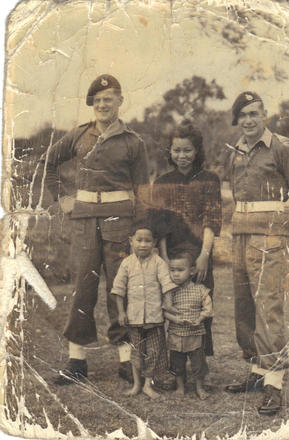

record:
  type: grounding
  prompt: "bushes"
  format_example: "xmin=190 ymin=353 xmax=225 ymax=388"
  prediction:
xmin=13 ymin=81 xmax=289 ymax=283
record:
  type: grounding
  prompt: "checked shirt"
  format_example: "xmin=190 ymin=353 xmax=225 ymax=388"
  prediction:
xmin=169 ymin=281 xmax=212 ymax=337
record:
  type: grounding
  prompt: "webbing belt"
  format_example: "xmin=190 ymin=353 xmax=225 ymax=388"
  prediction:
xmin=76 ymin=189 xmax=133 ymax=204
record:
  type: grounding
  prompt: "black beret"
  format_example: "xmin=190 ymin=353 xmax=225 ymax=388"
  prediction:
xmin=232 ymin=91 xmax=263 ymax=126
xmin=86 ymin=74 xmax=121 ymax=106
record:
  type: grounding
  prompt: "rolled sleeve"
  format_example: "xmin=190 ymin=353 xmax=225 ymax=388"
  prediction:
xmin=111 ymin=260 xmax=128 ymax=297
xmin=156 ymin=257 xmax=177 ymax=294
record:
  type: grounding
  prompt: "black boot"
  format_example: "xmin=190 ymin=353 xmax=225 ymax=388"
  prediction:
xmin=258 ymin=385 xmax=281 ymax=416
xmin=225 ymin=373 xmax=264 ymax=393
xmin=54 ymin=359 xmax=88 ymax=386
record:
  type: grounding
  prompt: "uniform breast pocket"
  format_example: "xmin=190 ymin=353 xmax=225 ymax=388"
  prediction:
xmin=248 ymin=235 xmax=284 ymax=253
xmin=99 ymin=216 xmax=133 ymax=243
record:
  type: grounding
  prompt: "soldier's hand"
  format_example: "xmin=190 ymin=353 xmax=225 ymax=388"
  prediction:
xmin=59 ymin=196 xmax=75 ymax=214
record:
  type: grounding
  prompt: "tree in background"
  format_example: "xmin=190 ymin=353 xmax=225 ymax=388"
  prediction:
xmin=268 ymin=101 xmax=289 ymax=138
xmin=13 ymin=89 xmax=289 ymax=283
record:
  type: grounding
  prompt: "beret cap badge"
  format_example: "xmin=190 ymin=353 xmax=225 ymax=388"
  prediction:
xmin=245 ymin=93 xmax=253 ymax=101
xmin=101 ymin=78 xmax=108 ymax=87
xmin=231 ymin=91 xmax=263 ymax=126
xmin=86 ymin=74 xmax=121 ymax=106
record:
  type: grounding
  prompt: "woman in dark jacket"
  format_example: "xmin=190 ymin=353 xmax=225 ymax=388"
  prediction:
xmin=151 ymin=121 xmax=222 ymax=355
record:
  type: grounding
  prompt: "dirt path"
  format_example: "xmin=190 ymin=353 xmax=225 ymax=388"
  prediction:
xmin=8 ymin=265 xmax=289 ymax=439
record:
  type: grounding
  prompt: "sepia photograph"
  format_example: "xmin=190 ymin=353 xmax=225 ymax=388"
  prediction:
xmin=1 ymin=1 xmax=289 ymax=439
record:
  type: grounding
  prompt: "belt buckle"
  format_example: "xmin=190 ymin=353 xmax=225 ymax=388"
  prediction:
xmin=240 ymin=201 xmax=247 ymax=212
xmin=246 ymin=202 xmax=253 ymax=212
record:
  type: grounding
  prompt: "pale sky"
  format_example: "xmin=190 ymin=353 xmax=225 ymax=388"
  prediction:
xmin=4 ymin=0 xmax=289 ymax=138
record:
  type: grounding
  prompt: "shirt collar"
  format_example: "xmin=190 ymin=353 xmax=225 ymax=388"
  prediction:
xmin=132 ymin=249 xmax=158 ymax=263
xmin=236 ymin=128 xmax=272 ymax=152
xmin=173 ymin=165 xmax=202 ymax=179
xmin=179 ymin=279 xmax=193 ymax=289
xmin=101 ymin=119 xmax=125 ymax=141
xmin=89 ymin=119 xmax=130 ymax=141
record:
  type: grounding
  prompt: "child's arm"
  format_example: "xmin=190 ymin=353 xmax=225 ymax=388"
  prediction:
xmin=159 ymin=237 xmax=169 ymax=264
xmin=195 ymin=227 xmax=214 ymax=283
xmin=163 ymin=290 xmax=179 ymax=315
xmin=185 ymin=289 xmax=213 ymax=326
xmin=111 ymin=260 xmax=129 ymax=326
xmin=163 ymin=291 xmax=184 ymax=323
xmin=115 ymin=295 xmax=128 ymax=326
xmin=164 ymin=310 xmax=185 ymax=324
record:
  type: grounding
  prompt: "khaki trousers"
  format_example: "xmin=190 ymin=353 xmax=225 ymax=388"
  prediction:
xmin=64 ymin=216 xmax=132 ymax=345
xmin=232 ymin=234 xmax=289 ymax=374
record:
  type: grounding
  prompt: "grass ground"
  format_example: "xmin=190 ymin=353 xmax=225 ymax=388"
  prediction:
xmin=6 ymin=259 xmax=289 ymax=440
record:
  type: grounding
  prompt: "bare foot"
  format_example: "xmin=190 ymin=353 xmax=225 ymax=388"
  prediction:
xmin=143 ymin=383 xmax=160 ymax=399
xmin=196 ymin=384 xmax=209 ymax=400
xmin=124 ymin=385 xmax=141 ymax=396
xmin=173 ymin=387 xmax=185 ymax=397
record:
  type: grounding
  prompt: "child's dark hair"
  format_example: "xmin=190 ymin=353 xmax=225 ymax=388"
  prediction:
xmin=169 ymin=249 xmax=199 ymax=267
xmin=130 ymin=219 xmax=158 ymax=239
xmin=168 ymin=120 xmax=205 ymax=171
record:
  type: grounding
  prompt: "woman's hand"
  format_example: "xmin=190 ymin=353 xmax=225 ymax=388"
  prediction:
xmin=195 ymin=227 xmax=214 ymax=283
xmin=159 ymin=237 xmax=170 ymax=264
xmin=195 ymin=253 xmax=209 ymax=283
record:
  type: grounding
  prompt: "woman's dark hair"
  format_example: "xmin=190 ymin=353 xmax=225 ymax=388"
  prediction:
xmin=168 ymin=120 xmax=205 ymax=171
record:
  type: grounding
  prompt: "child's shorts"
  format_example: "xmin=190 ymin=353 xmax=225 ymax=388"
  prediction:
xmin=169 ymin=347 xmax=208 ymax=379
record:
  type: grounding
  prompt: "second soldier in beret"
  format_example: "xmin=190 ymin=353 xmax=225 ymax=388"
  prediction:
xmin=41 ymin=74 xmax=149 ymax=385
xmin=225 ymin=91 xmax=289 ymax=416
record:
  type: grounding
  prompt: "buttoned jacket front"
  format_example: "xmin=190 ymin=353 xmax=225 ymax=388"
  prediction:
xmin=111 ymin=252 xmax=177 ymax=325
xmin=230 ymin=129 xmax=289 ymax=235
xmin=42 ymin=119 xmax=149 ymax=218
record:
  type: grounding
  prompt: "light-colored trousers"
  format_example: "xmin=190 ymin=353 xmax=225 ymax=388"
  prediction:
xmin=232 ymin=234 xmax=289 ymax=388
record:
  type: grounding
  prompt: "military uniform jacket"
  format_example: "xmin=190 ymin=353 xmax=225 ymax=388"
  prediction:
xmin=42 ymin=119 xmax=149 ymax=218
xmin=230 ymin=128 xmax=289 ymax=236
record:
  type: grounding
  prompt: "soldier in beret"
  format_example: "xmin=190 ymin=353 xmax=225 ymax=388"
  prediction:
xmin=225 ymin=91 xmax=289 ymax=415
xmin=42 ymin=74 xmax=149 ymax=384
